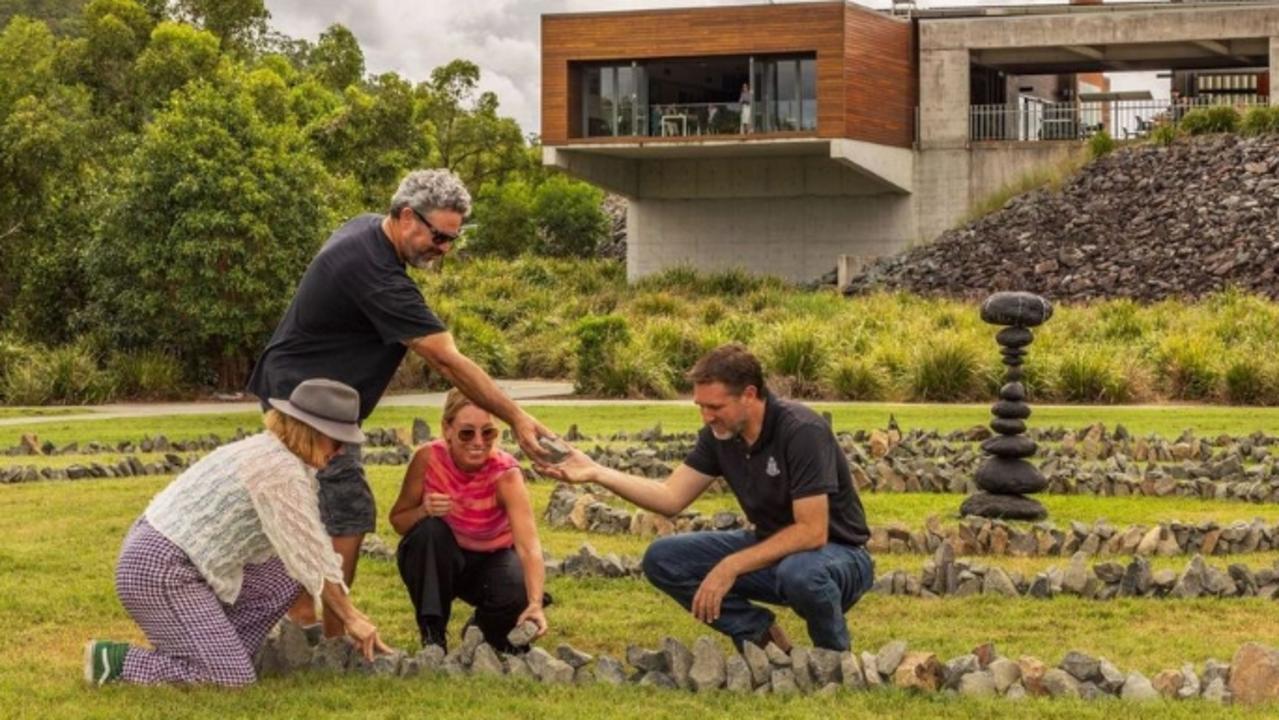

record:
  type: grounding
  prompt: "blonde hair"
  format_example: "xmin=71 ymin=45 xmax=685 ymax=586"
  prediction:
xmin=263 ymin=409 xmax=331 ymax=468
xmin=442 ymin=388 xmax=480 ymax=426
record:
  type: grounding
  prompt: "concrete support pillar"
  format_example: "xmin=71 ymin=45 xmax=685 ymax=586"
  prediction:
xmin=1271 ymin=37 xmax=1279 ymax=106
xmin=918 ymin=49 xmax=971 ymax=149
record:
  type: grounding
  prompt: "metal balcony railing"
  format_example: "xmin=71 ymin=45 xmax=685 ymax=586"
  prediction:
xmin=969 ymin=97 xmax=1271 ymax=142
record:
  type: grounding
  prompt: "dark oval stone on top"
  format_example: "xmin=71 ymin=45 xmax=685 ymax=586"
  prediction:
xmin=975 ymin=458 xmax=1048 ymax=494
xmin=981 ymin=434 xmax=1037 ymax=458
xmin=959 ymin=492 xmax=1047 ymax=521
xmin=981 ymin=292 xmax=1054 ymax=328
xmin=990 ymin=418 xmax=1026 ymax=435
xmin=992 ymin=400 xmax=1031 ymax=420
xmin=999 ymin=382 xmax=1026 ymax=402
xmin=996 ymin=326 xmax=1034 ymax=348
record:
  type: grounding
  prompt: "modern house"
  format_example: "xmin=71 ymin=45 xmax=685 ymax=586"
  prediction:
xmin=541 ymin=1 xmax=1279 ymax=282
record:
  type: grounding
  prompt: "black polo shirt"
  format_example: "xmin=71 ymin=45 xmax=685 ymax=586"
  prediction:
xmin=684 ymin=393 xmax=869 ymax=547
xmin=247 ymin=214 xmax=446 ymax=420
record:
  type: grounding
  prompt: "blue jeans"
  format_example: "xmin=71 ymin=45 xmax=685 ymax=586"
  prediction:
xmin=642 ymin=530 xmax=874 ymax=651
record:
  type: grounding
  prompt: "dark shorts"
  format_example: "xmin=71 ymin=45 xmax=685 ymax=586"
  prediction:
xmin=316 ymin=443 xmax=376 ymax=537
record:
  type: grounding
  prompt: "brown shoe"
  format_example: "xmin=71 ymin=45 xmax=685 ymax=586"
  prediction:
xmin=764 ymin=623 xmax=793 ymax=653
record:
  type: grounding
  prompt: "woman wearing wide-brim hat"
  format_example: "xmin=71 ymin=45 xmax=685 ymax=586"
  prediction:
xmin=85 ymin=379 xmax=391 ymax=687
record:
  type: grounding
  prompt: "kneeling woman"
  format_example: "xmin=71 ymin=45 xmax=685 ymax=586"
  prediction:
xmin=86 ymin=379 xmax=389 ymax=687
xmin=390 ymin=389 xmax=547 ymax=652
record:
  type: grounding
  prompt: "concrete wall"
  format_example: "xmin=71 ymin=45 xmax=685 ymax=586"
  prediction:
xmin=625 ymin=194 xmax=915 ymax=281
xmin=614 ymin=141 xmax=1074 ymax=282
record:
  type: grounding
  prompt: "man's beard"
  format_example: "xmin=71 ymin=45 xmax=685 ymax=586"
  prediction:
xmin=407 ymin=249 xmax=441 ymax=271
xmin=710 ymin=418 xmax=744 ymax=441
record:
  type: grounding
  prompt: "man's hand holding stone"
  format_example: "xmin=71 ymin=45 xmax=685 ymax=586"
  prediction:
xmin=533 ymin=445 xmax=598 ymax=484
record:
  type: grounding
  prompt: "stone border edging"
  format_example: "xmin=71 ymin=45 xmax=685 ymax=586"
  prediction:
xmin=254 ymin=619 xmax=1279 ymax=705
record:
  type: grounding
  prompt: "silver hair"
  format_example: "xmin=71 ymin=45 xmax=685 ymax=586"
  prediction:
xmin=388 ymin=169 xmax=472 ymax=218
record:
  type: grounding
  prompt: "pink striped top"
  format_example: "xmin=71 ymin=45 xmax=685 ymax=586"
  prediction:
xmin=423 ymin=439 xmax=519 ymax=552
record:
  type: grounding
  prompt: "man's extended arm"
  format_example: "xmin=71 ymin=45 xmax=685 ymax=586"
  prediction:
xmin=406 ymin=332 xmax=552 ymax=460
xmin=534 ymin=449 xmax=715 ymax=518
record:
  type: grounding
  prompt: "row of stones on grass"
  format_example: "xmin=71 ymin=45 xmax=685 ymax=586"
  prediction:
xmin=254 ymin=617 xmax=1279 ymax=705
xmin=879 ymin=546 xmax=1279 ymax=601
xmin=10 ymin=420 xmax=1275 ymax=468
xmin=10 ymin=422 xmax=1279 ymax=502
xmin=362 ymin=538 xmax=1279 ymax=603
xmin=545 ymin=484 xmax=1279 ymax=558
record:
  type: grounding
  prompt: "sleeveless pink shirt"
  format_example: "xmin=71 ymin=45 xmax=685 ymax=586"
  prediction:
xmin=423 ymin=439 xmax=519 ymax=552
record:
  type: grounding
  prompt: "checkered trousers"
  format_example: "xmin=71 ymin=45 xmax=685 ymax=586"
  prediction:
xmin=114 ymin=518 xmax=301 ymax=686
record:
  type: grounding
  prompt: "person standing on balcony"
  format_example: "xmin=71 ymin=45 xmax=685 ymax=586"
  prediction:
xmin=739 ymin=83 xmax=753 ymax=134
xmin=246 ymin=169 xmax=555 ymax=642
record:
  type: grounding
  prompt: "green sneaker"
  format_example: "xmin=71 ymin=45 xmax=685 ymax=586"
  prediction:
xmin=84 ymin=640 xmax=128 ymax=686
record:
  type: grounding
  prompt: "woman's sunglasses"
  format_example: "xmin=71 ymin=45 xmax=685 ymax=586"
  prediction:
xmin=457 ymin=427 xmax=500 ymax=443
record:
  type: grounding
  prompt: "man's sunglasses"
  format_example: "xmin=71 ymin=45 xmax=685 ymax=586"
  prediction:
xmin=409 ymin=208 xmax=460 ymax=246
xmin=457 ymin=427 xmax=500 ymax=443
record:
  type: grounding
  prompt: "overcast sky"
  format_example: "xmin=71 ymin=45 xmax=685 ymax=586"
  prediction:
xmin=262 ymin=0 xmax=1162 ymax=136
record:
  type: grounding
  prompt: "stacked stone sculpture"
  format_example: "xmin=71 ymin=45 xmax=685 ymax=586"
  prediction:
xmin=961 ymin=292 xmax=1053 ymax=521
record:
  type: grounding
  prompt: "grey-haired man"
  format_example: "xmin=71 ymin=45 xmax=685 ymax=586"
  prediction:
xmin=248 ymin=168 xmax=553 ymax=639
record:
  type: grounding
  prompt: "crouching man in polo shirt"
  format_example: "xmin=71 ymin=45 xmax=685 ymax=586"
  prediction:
xmin=536 ymin=344 xmax=873 ymax=651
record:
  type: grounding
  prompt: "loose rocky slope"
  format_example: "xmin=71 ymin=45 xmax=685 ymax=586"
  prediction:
xmin=844 ymin=134 xmax=1279 ymax=301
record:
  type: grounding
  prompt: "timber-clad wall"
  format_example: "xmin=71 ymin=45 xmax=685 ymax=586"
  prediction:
xmin=541 ymin=1 xmax=917 ymax=148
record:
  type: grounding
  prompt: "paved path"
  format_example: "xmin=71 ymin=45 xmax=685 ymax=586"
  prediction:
xmin=0 ymin=380 xmax=618 ymax=428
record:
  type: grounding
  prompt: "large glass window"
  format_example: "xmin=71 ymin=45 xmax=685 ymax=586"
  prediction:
xmin=577 ymin=54 xmax=816 ymax=138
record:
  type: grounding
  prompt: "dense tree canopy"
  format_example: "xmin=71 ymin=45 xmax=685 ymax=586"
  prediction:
xmin=0 ymin=0 xmax=611 ymax=390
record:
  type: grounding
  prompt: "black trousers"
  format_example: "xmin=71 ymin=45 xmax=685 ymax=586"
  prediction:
xmin=396 ymin=517 xmax=527 ymax=653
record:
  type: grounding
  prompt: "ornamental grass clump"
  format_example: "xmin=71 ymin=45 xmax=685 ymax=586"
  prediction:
xmin=1224 ymin=359 xmax=1278 ymax=406
xmin=826 ymin=357 xmax=886 ymax=401
xmin=1157 ymin=334 xmax=1223 ymax=400
xmin=1053 ymin=347 xmax=1130 ymax=403
xmin=907 ymin=334 xmax=986 ymax=402
xmin=761 ymin=320 xmax=831 ymax=396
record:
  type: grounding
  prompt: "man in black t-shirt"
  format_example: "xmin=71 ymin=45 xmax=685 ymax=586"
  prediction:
xmin=537 ymin=344 xmax=873 ymax=652
xmin=248 ymin=169 xmax=554 ymax=639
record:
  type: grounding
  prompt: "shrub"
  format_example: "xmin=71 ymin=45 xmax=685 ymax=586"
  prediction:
xmin=1096 ymin=299 xmax=1146 ymax=342
xmin=2 ymin=342 xmax=116 ymax=405
xmin=1053 ymin=348 xmax=1129 ymax=403
xmin=1157 ymin=335 xmax=1221 ymax=400
xmin=469 ymin=180 xmax=536 ymax=257
xmin=532 ymin=175 xmax=609 ymax=258
xmin=1149 ymin=122 xmax=1178 ymax=147
xmin=449 ymin=314 xmax=515 ymax=377
xmin=107 ymin=350 xmax=185 ymax=399
xmin=827 ymin=357 xmax=885 ymax=401
xmin=717 ymin=316 xmax=758 ymax=345
xmin=908 ymin=335 xmax=984 ymax=401
xmin=591 ymin=344 xmax=675 ymax=399
xmin=1179 ymin=106 xmax=1239 ymax=135
xmin=761 ymin=321 xmax=830 ymax=396
xmin=573 ymin=314 xmax=631 ymax=395
xmin=639 ymin=319 xmax=704 ymax=391
xmin=630 ymin=291 xmax=687 ymax=318
xmin=699 ymin=299 xmax=727 ymax=325
xmin=1087 ymin=129 xmax=1116 ymax=160
xmin=1240 ymin=106 xmax=1279 ymax=136
xmin=1224 ymin=359 xmax=1273 ymax=405
xmin=513 ymin=329 xmax=573 ymax=379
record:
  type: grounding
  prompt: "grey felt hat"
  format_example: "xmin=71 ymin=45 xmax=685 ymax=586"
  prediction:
xmin=268 ymin=379 xmax=365 ymax=444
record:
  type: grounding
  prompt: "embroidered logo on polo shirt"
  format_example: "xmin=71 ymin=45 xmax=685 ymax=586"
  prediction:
xmin=766 ymin=456 xmax=780 ymax=477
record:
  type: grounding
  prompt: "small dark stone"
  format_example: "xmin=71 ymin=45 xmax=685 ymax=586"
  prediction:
xmin=959 ymin=492 xmax=1047 ymax=521
xmin=975 ymin=458 xmax=1048 ymax=494
xmin=990 ymin=418 xmax=1026 ymax=435
xmin=996 ymin=326 xmax=1035 ymax=348
xmin=998 ymin=382 xmax=1026 ymax=402
xmin=981 ymin=435 xmax=1037 ymax=459
xmin=991 ymin=401 xmax=1031 ymax=420
xmin=981 ymin=292 xmax=1054 ymax=327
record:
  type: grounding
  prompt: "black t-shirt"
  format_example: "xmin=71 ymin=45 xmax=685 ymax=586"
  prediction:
xmin=247 ymin=214 xmax=446 ymax=420
xmin=683 ymin=394 xmax=869 ymax=547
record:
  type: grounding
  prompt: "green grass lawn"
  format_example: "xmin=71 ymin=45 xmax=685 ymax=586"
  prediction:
xmin=8 ymin=400 xmax=1279 ymax=448
xmin=8 ymin=406 xmax=1279 ymax=717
